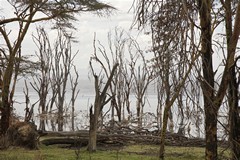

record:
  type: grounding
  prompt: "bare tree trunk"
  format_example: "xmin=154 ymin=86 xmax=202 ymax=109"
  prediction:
xmin=136 ymin=98 xmax=142 ymax=129
xmin=132 ymin=58 xmax=153 ymax=129
xmin=58 ymin=98 xmax=64 ymax=131
xmin=156 ymin=78 xmax=163 ymax=131
xmin=0 ymin=52 xmax=17 ymax=134
xmin=159 ymin=102 xmax=170 ymax=159
xmin=71 ymin=103 xmax=75 ymax=131
xmin=0 ymin=102 xmax=11 ymax=134
xmin=158 ymin=57 xmax=196 ymax=159
xmin=70 ymin=66 xmax=79 ymax=131
xmin=88 ymin=63 xmax=118 ymax=152
xmin=198 ymin=1 xmax=217 ymax=159
xmin=88 ymin=103 xmax=99 ymax=152
xmin=168 ymin=108 xmax=174 ymax=133
xmin=229 ymin=62 xmax=240 ymax=160
xmin=224 ymin=2 xmax=240 ymax=159
xmin=1 ymin=49 xmax=21 ymax=134
xmin=177 ymin=94 xmax=185 ymax=136
xmin=199 ymin=1 xmax=240 ymax=159
xmin=52 ymin=32 xmax=75 ymax=131
xmin=110 ymin=99 xmax=115 ymax=128
xmin=24 ymin=80 xmax=35 ymax=122
xmin=31 ymin=28 xmax=52 ymax=131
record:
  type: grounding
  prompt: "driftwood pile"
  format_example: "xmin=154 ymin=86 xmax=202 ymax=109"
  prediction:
xmin=40 ymin=126 xmax=227 ymax=148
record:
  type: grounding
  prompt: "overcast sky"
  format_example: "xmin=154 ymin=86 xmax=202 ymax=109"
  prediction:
xmin=1 ymin=0 xmax=151 ymax=79
xmin=71 ymin=0 xmax=151 ymax=71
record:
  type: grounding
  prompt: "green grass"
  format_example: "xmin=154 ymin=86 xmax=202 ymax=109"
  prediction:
xmin=0 ymin=144 xmax=230 ymax=160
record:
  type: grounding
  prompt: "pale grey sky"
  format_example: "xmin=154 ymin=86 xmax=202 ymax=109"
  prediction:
xmin=72 ymin=0 xmax=150 ymax=70
xmin=0 ymin=0 xmax=151 ymax=78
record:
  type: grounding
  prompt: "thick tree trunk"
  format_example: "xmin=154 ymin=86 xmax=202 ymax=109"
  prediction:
xmin=0 ymin=8 xmax=35 ymax=135
xmin=88 ymin=63 xmax=118 ymax=152
xmin=39 ymin=100 xmax=46 ymax=131
xmin=224 ymin=2 xmax=240 ymax=159
xmin=88 ymin=76 xmax=101 ymax=152
xmin=198 ymin=1 xmax=218 ymax=159
xmin=0 ymin=102 xmax=11 ymax=134
xmin=1 ymin=64 xmax=14 ymax=134
xmin=39 ymin=118 xmax=46 ymax=131
xmin=229 ymin=67 xmax=240 ymax=160
xmin=58 ymin=103 xmax=64 ymax=131
xmin=88 ymin=106 xmax=98 ymax=152
xmin=0 ymin=51 xmax=15 ymax=134
xmin=204 ymin=106 xmax=218 ymax=159
xmin=57 ymin=91 xmax=67 ymax=132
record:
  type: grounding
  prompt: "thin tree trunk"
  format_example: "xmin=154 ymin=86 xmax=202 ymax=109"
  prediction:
xmin=71 ymin=104 xmax=75 ymax=131
xmin=159 ymin=102 xmax=170 ymax=160
xmin=136 ymin=98 xmax=142 ymax=128
xmin=158 ymin=53 xmax=197 ymax=160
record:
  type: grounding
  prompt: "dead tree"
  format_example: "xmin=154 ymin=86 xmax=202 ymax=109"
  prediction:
xmin=184 ymin=70 xmax=203 ymax=138
xmin=23 ymin=80 xmax=38 ymax=123
xmin=30 ymin=28 xmax=79 ymax=131
xmin=89 ymin=29 xmax=135 ymax=125
xmin=155 ymin=77 xmax=164 ymax=131
xmin=123 ymin=62 xmax=134 ymax=121
xmin=50 ymin=31 xmax=78 ymax=131
xmin=87 ymin=34 xmax=119 ymax=152
xmin=130 ymin=43 xmax=153 ymax=129
xmin=0 ymin=0 xmax=113 ymax=135
xmin=69 ymin=66 xmax=80 ymax=131
xmin=88 ymin=61 xmax=118 ymax=152
xmin=31 ymin=28 xmax=52 ymax=131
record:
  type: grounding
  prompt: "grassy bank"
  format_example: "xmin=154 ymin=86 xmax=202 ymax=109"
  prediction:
xmin=0 ymin=144 xmax=229 ymax=160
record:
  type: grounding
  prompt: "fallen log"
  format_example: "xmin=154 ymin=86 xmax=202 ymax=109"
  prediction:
xmin=39 ymin=131 xmax=228 ymax=148
xmin=38 ymin=130 xmax=89 ymax=137
xmin=41 ymin=137 xmax=88 ymax=146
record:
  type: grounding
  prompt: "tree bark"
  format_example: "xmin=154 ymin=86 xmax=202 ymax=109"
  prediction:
xmin=88 ymin=105 xmax=98 ymax=152
xmin=159 ymin=103 xmax=170 ymax=159
xmin=198 ymin=1 xmax=218 ymax=159
xmin=0 ymin=0 xmax=113 ymax=135
xmin=228 ymin=66 xmax=240 ymax=160
xmin=0 ymin=5 xmax=36 ymax=134
xmin=0 ymin=102 xmax=11 ymax=134
xmin=224 ymin=2 xmax=240 ymax=159
xmin=88 ymin=63 xmax=118 ymax=152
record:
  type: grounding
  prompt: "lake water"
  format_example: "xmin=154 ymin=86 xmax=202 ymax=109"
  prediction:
xmin=13 ymin=88 xmax=160 ymax=129
xmin=12 ymin=81 xmax=228 ymax=139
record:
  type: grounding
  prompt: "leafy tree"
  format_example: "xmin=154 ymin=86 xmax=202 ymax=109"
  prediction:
xmin=133 ymin=0 xmax=240 ymax=160
xmin=0 ymin=0 xmax=113 ymax=135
